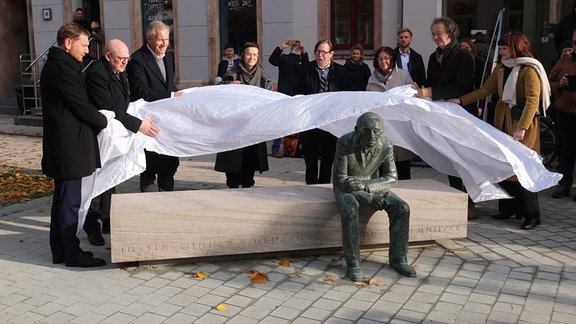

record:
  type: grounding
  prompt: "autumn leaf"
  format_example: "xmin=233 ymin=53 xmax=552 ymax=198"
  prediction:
xmin=411 ymin=264 xmax=419 ymax=270
xmin=243 ymin=269 xmax=269 ymax=283
xmin=216 ymin=304 xmax=227 ymax=311
xmin=289 ymin=273 xmax=301 ymax=279
xmin=0 ymin=168 xmax=53 ymax=206
xmin=277 ymin=259 xmax=291 ymax=267
xmin=353 ymin=281 xmax=368 ymax=286
xmin=194 ymin=271 xmax=208 ymax=279
xmin=323 ymin=275 xmax=337 ymax=283
xmin=369 ymin=278 xmax=384 ymax=286
xmin=184 ymin=271 xmax=208 ymax=279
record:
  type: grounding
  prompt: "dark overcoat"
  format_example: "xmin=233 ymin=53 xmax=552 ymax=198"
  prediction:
xmin=41 ymin=47 xmax=108 ymax=180
xmin=85 ymin=60 xmax=141 ymax=133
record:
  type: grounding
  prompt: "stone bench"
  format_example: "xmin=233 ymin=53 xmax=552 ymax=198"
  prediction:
xmin=110 ymin=179 xmax=468 ymax=263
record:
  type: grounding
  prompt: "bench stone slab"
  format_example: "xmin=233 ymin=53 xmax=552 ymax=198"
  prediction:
xmin=110 ymin=179 xmax=467 ymax=263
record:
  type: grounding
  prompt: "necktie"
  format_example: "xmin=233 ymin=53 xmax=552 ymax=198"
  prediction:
xmin=319 ymin=72 xmax=327 ymax=93
xmin=156 ymin=57 xmax=166 ymax=82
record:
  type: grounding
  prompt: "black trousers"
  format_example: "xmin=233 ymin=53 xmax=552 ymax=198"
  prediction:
xmin=50 ymin=178 xmax=83 ymax=260
xmin=301 ymin=128 xmax=337 ymax=184
xmin=84 ymin=187 xmax=114 ymax=234
xmin=140 ymin=150 xmax=179 ymax=192
xmin=498 ymin=180 xmax=540 ymax=221
xmin=557 ymin=114 xmax=576 ymax=186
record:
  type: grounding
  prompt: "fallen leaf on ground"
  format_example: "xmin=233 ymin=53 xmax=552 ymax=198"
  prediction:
xmin=411 ymin=264 xmax=419 ymax=270
xmin=184 ymin=271 xmax=208 ymax=279
xmin=0 ymin=168 xmax=53 ymax=206
xmin=369 ymin=278 xmax=385 ymax=286
xmin=243 ymin=270 xmax=269 ymax=283
xmin=289 ymin=273 xmax=301 ymax=278
xmin=277 ymin=259 xmax=291 ymax=267
xmin=323 ymin=275 xmax=337 ymax=283
xmin=354 ymin=281 xmax=368 ymax=286
xmin=216 ymin=304 xmax=227 ymax=311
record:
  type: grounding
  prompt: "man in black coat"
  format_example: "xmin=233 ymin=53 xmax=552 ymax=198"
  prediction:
xmin=127 ymin=20 xmax=184 ymax=192
xmin=394 ymin=28 xmax=426 ymax=87
xmin=41 ymin=23 xmax=108 ymax=267
xmin=84 ymin=38 xmax=159 ymax=245
xmin=414 ymin=17 xmax=476 ymax=219
xmin=296 ymin=40 xmax=351 ymax=184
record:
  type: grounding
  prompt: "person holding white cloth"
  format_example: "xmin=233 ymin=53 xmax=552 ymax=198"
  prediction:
xmin=449 ymin=32 xmax=551 ymax=230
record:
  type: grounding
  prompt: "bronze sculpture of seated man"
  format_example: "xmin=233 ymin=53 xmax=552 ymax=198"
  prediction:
xmin=333 ymin=112 xmax=416 ymax=280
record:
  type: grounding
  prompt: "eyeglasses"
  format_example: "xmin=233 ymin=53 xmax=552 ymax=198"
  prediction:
xmin=108 ymin=52 xmax=131 ymax=62
xmin=377 ymin=57 xmax=391 ymax=61
xmin=314 ymin=50 xmax=332 ymax=56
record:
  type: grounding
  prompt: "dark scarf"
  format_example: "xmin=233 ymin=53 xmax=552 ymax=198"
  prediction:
xmin=237 ymin=61 xmax=263 ymax=86
xmin=344 ymin=58 xmax=365 ymax=69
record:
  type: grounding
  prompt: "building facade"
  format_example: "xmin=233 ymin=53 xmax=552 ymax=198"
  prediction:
xmin=0 ymin=0 xmax=571 ymax=99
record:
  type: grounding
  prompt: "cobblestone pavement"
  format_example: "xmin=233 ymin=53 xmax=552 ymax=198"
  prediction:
xmin=1 ymin=115 xmax=575 ymax=323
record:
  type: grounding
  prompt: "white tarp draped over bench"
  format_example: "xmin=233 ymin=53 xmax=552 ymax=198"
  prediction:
xmin=79 ymin=84 xmax=561 ymax=233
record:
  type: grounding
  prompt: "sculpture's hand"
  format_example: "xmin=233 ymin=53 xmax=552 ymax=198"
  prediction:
xmin=343 ymin=178 xmax=366 ymax=192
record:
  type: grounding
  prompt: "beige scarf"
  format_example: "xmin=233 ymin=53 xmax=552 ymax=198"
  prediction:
xmin=501 ymin=57 xmax=551 ymax=116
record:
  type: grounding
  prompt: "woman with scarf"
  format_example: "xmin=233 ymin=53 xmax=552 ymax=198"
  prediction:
xmin=366 ymin=46 xmax=414 ymax=179
xmin=214 ymin=41 xmax=272 ymax=188
xmin=449 ymin=32 xmax=551 ymax=230
xmin=344 ymin=44 xmax=371 ymax=91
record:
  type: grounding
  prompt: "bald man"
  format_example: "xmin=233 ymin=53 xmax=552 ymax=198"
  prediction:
xmin=83 ymin=38 xmax=159 ymax=245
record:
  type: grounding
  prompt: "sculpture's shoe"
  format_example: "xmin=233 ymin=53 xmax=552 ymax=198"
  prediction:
xmin=390 ymin=262 xmax=416 ymax=277
xmin=346 ymin=267 xmax=364 ymax=282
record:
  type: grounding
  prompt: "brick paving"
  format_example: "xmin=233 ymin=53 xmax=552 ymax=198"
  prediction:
xmin=1 ymin=114 xmax=575 ymax=323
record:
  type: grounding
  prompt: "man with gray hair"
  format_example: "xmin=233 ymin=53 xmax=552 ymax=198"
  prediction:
xmin=127 ymin=20 xmax=184 ymax=192
xmin=333 ymin=112 xmax=415 ymax=281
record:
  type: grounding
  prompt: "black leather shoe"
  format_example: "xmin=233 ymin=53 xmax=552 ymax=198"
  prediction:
xmin=491 ymin=212 xmax=514 ymax=220
xmin=346 ymin=267 xmax=364 ymax=282
xmin=551 ymin=184 xmax=571 ymax=198
xmin=520 ymin=219 xmax=540 ymax=230
xmin=88 ymin=232 xmax=105 ymax=246
xmin=390 ymin=262 xmax=416 ymax=277
xmin=65 ymin=253 xmax=106 ymax=267
xmin=52 ymin=251 xmax=94 ymax=264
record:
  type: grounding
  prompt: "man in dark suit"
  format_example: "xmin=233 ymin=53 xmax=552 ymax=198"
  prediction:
xmin=296 ymin=40 xmax=351 ymax=184
xmin=414 ymin=17 xmax=477 ymax=220
xmin=127 ymin=20 xmax=184 ymax=192
xmin=41 ymin=23 xmax=109 ymax=267
xmin=84 ymin=39 xmax=159 ymax=245
xmin=394 ymin=28 xmax=426 ymax=87
xmin=333 ymin=112 xmax=415 ymax=280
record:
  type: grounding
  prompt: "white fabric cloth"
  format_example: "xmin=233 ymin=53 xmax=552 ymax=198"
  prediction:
xmin=501 ymin=57 xmax=551 ymax=115
xmin=78 ymin=84 xmax=561 ymax=233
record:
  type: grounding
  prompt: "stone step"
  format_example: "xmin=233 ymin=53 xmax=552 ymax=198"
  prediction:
xmin=110 ymin=180 xmax=468 ymax=263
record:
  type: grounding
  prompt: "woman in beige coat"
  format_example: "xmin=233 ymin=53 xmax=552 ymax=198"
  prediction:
xmin=449 ymin=32 xmax=551 ymax=230
xmin=367 ymin=46 xmax=415 ymax=180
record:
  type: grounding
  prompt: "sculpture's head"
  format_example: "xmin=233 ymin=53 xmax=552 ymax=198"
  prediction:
xmin=355 ymin=112 xmax=384 ymax=149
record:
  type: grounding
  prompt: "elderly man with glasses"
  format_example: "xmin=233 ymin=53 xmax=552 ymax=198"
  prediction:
xmin=83 ymin=38 xmax=160 ymax=245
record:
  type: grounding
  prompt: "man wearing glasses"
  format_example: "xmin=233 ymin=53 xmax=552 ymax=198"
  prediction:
xmin=296 ymin=40 xmax=351 ymax=184
xmin=83 ymin=39 xmax=159 ymax=245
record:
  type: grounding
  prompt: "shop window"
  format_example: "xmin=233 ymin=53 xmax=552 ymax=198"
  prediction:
xmin=331 ymin=0 xmax=374 ymax=50
xmin=220 ymin=0 xmax=257 ymax=54
xmin=142 ymin=0 xmax=174 ymax=48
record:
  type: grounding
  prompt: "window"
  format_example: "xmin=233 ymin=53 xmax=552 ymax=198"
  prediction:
xmin=220 ymin=0 xmax=257 ymax=55
xmin=142 ymin=0 xmax=174 ymax=48
xmin=331 ymin=0 xmax=374 ymax=50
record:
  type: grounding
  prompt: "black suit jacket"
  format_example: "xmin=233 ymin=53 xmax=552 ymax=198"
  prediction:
xmin=40 ymin=47 xmax=108 ymax=180
xmin=127 ymin=44 xmax=178 ymax=102
xmin=85 ymin=60 xmax=141 ymax=133
xmin=394 ymin=46 xmax=426 ymax=87
xmin=296 ymin=60 xmax=351 ymax=94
